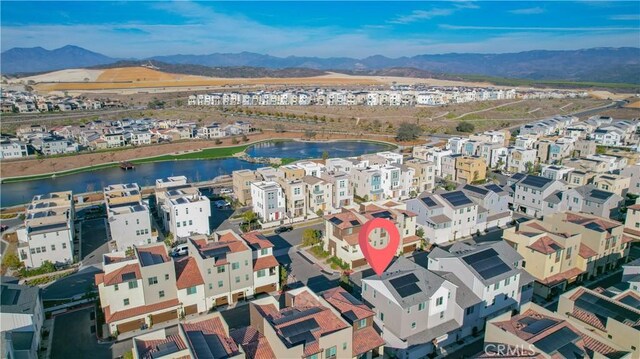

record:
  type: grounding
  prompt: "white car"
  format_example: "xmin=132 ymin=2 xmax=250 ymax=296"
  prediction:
xmin=171 ymin=244 xmax=188 ymax=257
xmin=220 ymin=188 xmax=233 ymax=195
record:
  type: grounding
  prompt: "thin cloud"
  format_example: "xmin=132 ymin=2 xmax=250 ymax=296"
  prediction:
xmin=609 ymin=14 xmax=640 ymax=21
xmin=440 ymin=24 xmax=637 ymax=31
xmin=389 ymin=9 xmax=455 ymax=24
xmin=509 ymin=7 xmax=545 ymax=15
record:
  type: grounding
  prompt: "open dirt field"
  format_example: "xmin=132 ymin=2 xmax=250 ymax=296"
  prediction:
xmin=95 ymin=67 xmax=207 ymax=82
xmin=9 ymin=68 xmax=103 ymax=83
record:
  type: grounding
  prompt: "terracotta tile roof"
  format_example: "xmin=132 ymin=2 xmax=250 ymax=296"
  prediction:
xmin=136 ymin=245 xmax=169 ymax=264
xmin=565 ymin=213 xmax=620 ymax=230
xmin=193 ymin=235 xmax=249 ymax=258
xmin=402 ymin=235 xmax=421 ymax=245
xmin=102 ymin=263 xmax=141 ymax=286
xmin=174 ymin=257 xmax=204 ymax=290
xmin=104 ymin=298 xmax=180 ymax=323
xmin=524 ymin=222 xmax=548 ymax=232
xmin=581 ymin=334 xmax=625 ymax=358
xmin=322 ymin=287 xmax=375 ymax=321
xmin=136 ymin=334 xmax=187 ymax=359
xmin=527 ymin=236 xmax=564 ymax=255
xmin=622 ymin=235 xmax=634 ymax=244
xmin=241 ymin=232 xmax=274 ymax=249
xmin=230 ymin=326 xmax=276 ymax=359
xmin=578 ymin=244 xmax=598 ymax=258
xmin=571 ymin=307 xmax=607 ymax=330
xmin=538 ymin=267 xmax=584 ymax=286
xmin=623 ymin=227 xmax=640 ymax=237
xmin=95 ymin=273 xmax=104 ymax=286
xmin=324 ymin=211 xmax=363 ymax=229
xmin=182 ymin=317 xmax=240 ymax=357
xmin=253 ymin=255 xmax=279 ymax=272
xmin=342 ymin=233 xmax=360 ymax=246
xmin=352 ymin=326 xmax=385 ymax=357
xmin=627 ymin=204 xmax=640 ymax=210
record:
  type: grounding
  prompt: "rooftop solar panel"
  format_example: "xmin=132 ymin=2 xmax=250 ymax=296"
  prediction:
xmin=272 ymin=307 xmax=322 ymax=325
xmin=350 ymin=220 xmax=360 ymax=226
xmin=533 ymin=327 xmax=580 ymax=355
xmin=279 ymin=318 xmax=320 ymax=338
xmin=371 ymin=211 xmax=393 ymax=219
xmin=396 ymin=283 xmax=421 ymax=298
xmin=575 ymin=292 xmax=640 ymax=325
xmin=485 ymin=184 xmax=504 ymax=193
xmin=520 ymin=175 xmax=552 ymax=189
xmin=421 ymin=197 xmax=438 ymax=207
xmin=441 ymin=191 xmax=473 ymax=207
xmin=463 ymin=185 xmax=489 ymax=196
xmin=329 ymin=217 xmax=343 ymax=226
xmin=619 ymin=295 xmax=640 ymax=309
xmin=121 ymin=272 xmax=137 ymax=281
xmin=522 ymin=318 xmax=557 ymax=334
xmin=462 ymin=248 xmax=512 ymax=280
xmin=389 ymin=273 xmax=421 ymax=298
xmin=584 ymin=222 xmax=605 ymax=233
xmin=589 ymin=189 xmax=612 ymax=200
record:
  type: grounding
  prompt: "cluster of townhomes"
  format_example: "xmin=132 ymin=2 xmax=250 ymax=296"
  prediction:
xmin=0 ymin=90 xmax=116 ymax=113
xmin=189 ymin=86 xmax=587 ymax=107
xmin=0 ymin=120 xmax=253 ymax=159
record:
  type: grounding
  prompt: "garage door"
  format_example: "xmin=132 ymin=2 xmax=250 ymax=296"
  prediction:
xmin=255 ymin=283 xmax=277 ymax=294
xmin=403 ymin=244 xmax=417 ymax=254
xmin=352 ymin=258 xmax=367 ymax=268
xmin=151 ymin=310 xmax=178 ymax=325
xmin=184 ymin=304 xmax=198 ymax=316
xmin=215 ymin=296 xmax=229 ymax=306
xmin=232 ymin=291 xmax=245 ymax=302
xmin=117 ymin=318 xmax=145 ymax=334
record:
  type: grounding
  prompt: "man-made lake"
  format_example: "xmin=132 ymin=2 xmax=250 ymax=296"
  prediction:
xmin=1 ymin=140 xmax=395 ymax=207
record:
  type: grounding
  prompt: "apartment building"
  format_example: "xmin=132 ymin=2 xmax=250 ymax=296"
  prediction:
xmin=251 ymin=181 xmax=286 ymax=224
xmin=503 ymin=213 xmax=630 ymax=298
xmin=461 ymin=184 xmax=512 ymax=229
xmin=326 ymin=157 xmax=359 ymax=174
xmin=564 ymin=157 xmax=610 ymax=173
xmin=573 ymin=139 xmax=598 ymax=157
xmin=0 ymin=282 xmax=44 ymax=359
xmin=104 ymin=183 xmax=154 ymax=251
xmin=484 ymin=302 xmax=632 ymax=359
xmin=131 ymin=313 xmax=243 ymax=359
xmin=408 ymin=190 xmax=483 ymax=244
xmin=567 ymin=170 xmax=596 ymax=188
xmin=510 ymin=174 xmax=566 ymax=218
xmin=455 ymin=156 xmax=487 ymax=184
xmin=479 ymin=142 xmax=508 ymax=170
xmin=0 ymin=138 xmax=28 ymax=159
xmin=245 ymin=287 xmax=354 ymax=359
xmin=562 ymin=184 xmax=622 ymax=218
xmin=323 ymin=202 xmax=421 ymax=268
xmin=506 ymin=147 xmax=537 ymax=173
xmin=276 ymin=177 xmax=308 ymax=220
xmin=558 ymin=287 xmax=640 ymax=357
xmin=302 ymin=176 xmax=334 ymax=215
xmin=620 ymin=164 xmax=640 ymax=194
xmin=428 ymin=241 xmax=533 ymax=323
xmin=232 ymin=169 xmax=261 ymax=205
xmin=361 ymin=257 xmax=472 ymax=359
xmin=541 ymin=164 xmax=574 ymax=181
xmin=155 ymin=177 xmax=211 ymax=238
xmin=187 ymin=231 xmax=255 ymax=307
xmin=624 ymin=203 xmax=640 ymax=241
xmin=17 ymin=191 xmax=75 ymax=268
xmin=95 ymin=244 xmax=181 ymax=336
xmin=296 ymin=160 xmax=325 ymax=177
xmin=321 ymin=287 xmax=385 ymax=359
xmin=412 ymin=146 xmax=452 ymax=177
xmin=350 ymin=167 xmax=384 ymax=201
xmin=405 ymin=158 xmax=435 ymax=192
xmin=240 ymin=232 xmax=280 ymax=295
xmin=440 ymin=154 xmax=458 ymax=181
xmin=593 ymin=173 xmax=631 ymax=197
xmin=321 ymin=171 xmax=353 ymax=209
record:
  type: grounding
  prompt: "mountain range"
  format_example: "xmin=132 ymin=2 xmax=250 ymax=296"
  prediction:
xmin=2 ymin=45 xmax=640 ymax=84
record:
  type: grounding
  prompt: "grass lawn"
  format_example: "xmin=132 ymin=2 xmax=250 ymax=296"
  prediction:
xmin=132 ymin=143 xmax=252 ymax=163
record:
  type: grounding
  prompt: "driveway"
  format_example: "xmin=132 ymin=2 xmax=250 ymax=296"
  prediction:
xmin=51 ymin=307 xmax=111 ymax=359
xmin=266 ymin=222 xmax=324 ymax=250
xmin=43 ymin=266 xmax=102 ymax=300
xmin=81 ymin=218 xmax=109 ymax=267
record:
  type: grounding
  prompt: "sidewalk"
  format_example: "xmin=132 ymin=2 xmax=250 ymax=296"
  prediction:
xmin=297 ymin=246 xmax=340 ymax=275
xmin=435 ymin=334 xmax=484 ymax=359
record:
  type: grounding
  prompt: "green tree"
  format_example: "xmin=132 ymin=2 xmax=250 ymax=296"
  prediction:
xmin=2 ymin=253 xmax=22 ymax=270
xmin=279 ymin=266 xmax=289 ymax=290
xmin=416 ymin=227 xmax=425 ymax=239
xmin=231 ymin=136 xmax=239 ymax=145
xmin=321 ymin=151 xmax=330 ymax=160
xmin=304 ymin=129 xmax=317 ymax=139
xmin=302 ymin=229 xmax=323 ymax=247
xmin=242 ymin=210 xmax=258 ymax=231
xmin=242 ymin=134 xmax=249 ymax=142
xmin=456 ymin=122 xmax=475 ymax=133
xmin=525 ymin=161 xmax=534 ymax=174
xmin=274 ymin=124 xmax=286 ymax=133
xmin=396 ymin=122 xmax=423 ymax=141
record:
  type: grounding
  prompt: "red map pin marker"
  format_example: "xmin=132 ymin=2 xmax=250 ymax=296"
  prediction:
xmin=358 ymin=218 xmax=400 ymax=276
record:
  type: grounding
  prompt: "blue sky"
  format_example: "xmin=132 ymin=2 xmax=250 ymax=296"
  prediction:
xmin=2 ymin=1 xmax=639 ymax=58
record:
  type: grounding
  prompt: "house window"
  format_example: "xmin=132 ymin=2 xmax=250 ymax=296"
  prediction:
xmin=165 ymin=274 xmax=170 ymax=280
xmin=148 ymin=277 xmax=158 ymax=285
xmin=128 ymin=281 xmax=138 ymax=289
xmin=218 ymin=266 xmax=225 ymax=273
xmin=418 ymin=302 xmax=425 ymax=311
xmin=307 ymin=354 xmax=318 ymax=359
xmin=187 ymin=286 xmax=197 ymax=295
xmin=343 ymin=342 xmax=347 ymax=351
xmin=325 ymin=345 xmax=337 ymax=359
xmin=207 ymin=268 xmax=212 ymax=275
xmin=114 ymin=284 xmax=119 ymax=291
xmin=440 ymin=312 xmax=444 ymax=319
xmin=379 ymin=312 xmax=384 ymax=321
xmin=260 ymin=248 xmax=268 ymax=256
xmin=232 ymin=262 xmax=240 ymax=270
xmin=245 ymin=274 xmax=249 ymax=281
xmin=411 ymin=322 xmax=417 ymax=329
xmin=494 ymin=282 xmax=500 ymax=290
xmin=257 ymin=269 xmax=266 ymax=278
xmin=235 ymin=276 xmax=240 ymax=283
xmin=245 ymin=260 xmax=249 ymax=266
xmin=209 ymin=283 xmax=213 ymax=290
xmin=123 ymin=298 xmax=130 ymax=306
xmin=159 ymin=290 xmax=165 ymax=298
xmin=218 ymin=280 xmax=224 ymax=288
xmin=62 ymin=243 xmax=67 ymax=249
xmin=466 ymin=306 xmax=474 ymax=315
xmin=436 ymin=297 xmax=444 ymax=306
xmin=358 ymin=318 xmax=366 ymax=329
xmin=51 ymin=245 xmax=56 ymax=251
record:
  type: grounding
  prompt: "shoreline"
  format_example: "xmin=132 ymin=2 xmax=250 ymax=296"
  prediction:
xmin=0 ymin=138 xmax=397 ymax=183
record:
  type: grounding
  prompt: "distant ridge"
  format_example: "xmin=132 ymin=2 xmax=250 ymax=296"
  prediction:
xmin=2 ymin=45 xmax=639 ymax=84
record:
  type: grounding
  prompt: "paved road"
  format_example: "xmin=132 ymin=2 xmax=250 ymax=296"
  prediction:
xmin=81 ymin=218 xmax=109 ymax=267
xmin=51 ymin=307 xmax=112 ymax=359
xmin=42 ymin=266 xmax=102 ymax=300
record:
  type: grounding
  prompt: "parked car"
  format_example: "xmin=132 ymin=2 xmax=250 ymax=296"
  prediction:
xmin=214 ymin=200 xmax=231 ymax=209
xmin=171 ymin=244 xmax=189 ymax=257
xmin=219 ymin=188 xmax=233 ymax=195
xmin=274 ymin=225 xmax=293 ymax=234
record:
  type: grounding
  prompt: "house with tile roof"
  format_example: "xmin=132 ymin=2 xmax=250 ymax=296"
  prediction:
xmin=428 ymin=241 xmax=534 ymax=323
xmin=245 ymin=286 xmax=354 ymax=359
xmin=240 ymin=232 xmax=280 ymax=295
xmin=323 ymin=201 xmax=421 ymax=269
xmin=95 ymin=243 xmax=181 ymax=336
xmin=504 ymin=212 xmax=630 ymax=299
xmin=361 ymin=257 xmax=474 ymax=359
xmin=558 ymin=286 xmax=640 ymax=357
xmin=321 ymin=287 xmax=385 ymax=359
xmin=484 ymin=302 xmax=632 ymax=359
